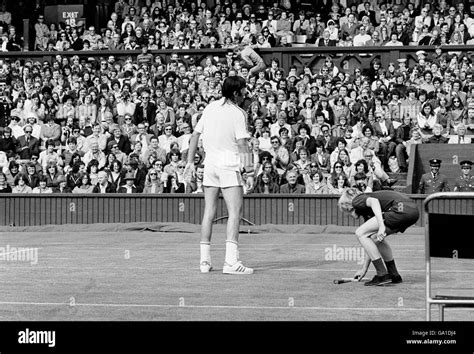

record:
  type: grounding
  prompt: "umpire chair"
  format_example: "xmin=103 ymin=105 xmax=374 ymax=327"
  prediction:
xmin=424 ymin=192 xmax=474 ymax=321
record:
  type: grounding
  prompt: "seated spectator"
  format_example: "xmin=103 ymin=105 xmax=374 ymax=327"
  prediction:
xmin=328 ymin=172 xmax=350 ymax=194
xmin=54 ymin=175 xmax=72 ymax=193
xmin=395 ymin=116 xmax=413 ymax=172
xmin=258 ymin=127 xmax=272 ymax=152
xmin=92 ymin=170 xmax=116 ymax=193
xmin=44 ymin=162 xmax=63 ymax=189
xmin=352 ymin=171 xmax=373 ymax=192
xmin=118 ymin=172 xmax=139 ymax=193
xmin=448 ymin=97 xmax=467 ymax=134
xmin=38 ymin=140 xmax=63 ymax=173
xmin=293 ymin=147 xmax=311 ymax=175
xmin=373 ymin=112 xmax=396 ymax=170
xmin=448 ymin=124 xmax=472 ymax=144
xmin=12 ymin=174 xmax=32 ymax=193
xmin=66 ymin=162 xmax=83 ymax=190
xmin=425 ymin=124 xmax=449 ymax=144
xmin=6 ymin=25 xmax=22 ymax=51
xmin=17 ymin=125 xmax=40 ymax=160
xmin=23 ymin=162 xmax=40 ymax=189
xmin=351 ymin=159 xmax=376 ymax=190
xmin=417 ymin=103 xmax=437 ymax=137
xmin=280 ymin=169 xmax=305 ymax=194
xmin=163 ymin=172 xmax=184 ymax=193
xmin=32 ymin=175 xmax=52 ymax=194
xmin=142 ymin=165 xmax=164 ymax=194
xmin=311 ymin=142 xmax=331 ymax=174
xmin=268 ymin=136 xmax=289 ymax=174
xmin=305 ymin=170 xmax=329 ymax=194
xmin=253 ymin=172 xmax=280 ymax=194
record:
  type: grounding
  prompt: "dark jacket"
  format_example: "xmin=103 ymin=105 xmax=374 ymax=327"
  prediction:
xmin=53 ymin=186 xmax=72 ymax=193
xmin=133 ymin=102 xmax=157 ymax=126
xmin=16 ymin=135 xmax=40 ymax=160
xmin=117 ymin=185 xmax=139 ymax=193
xmin=279 ymin=183 xmax=306 ymax=194
xmin=92 ymin=182 xmax=117 ymax=193
xmin=106 ymin=135 xmax=132 ymax=155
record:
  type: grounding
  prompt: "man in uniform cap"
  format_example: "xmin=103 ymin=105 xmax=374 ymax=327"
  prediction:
xmin=453 ymin=160 xmax=474 ymax=192
xmin=417 ymin=158 xmax=450 ymax=194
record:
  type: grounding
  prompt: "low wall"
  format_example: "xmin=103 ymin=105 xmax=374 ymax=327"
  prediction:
xmin=0 ymin=194 xmax=433 ymax=227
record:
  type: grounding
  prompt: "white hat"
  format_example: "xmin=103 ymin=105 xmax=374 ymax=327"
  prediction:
xmin=416 ymin=50 xmax=426 ymax=57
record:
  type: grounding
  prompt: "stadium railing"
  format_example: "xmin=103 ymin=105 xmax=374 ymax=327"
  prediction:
xmin=424 ymin=192 xmax=474 ymax=321
xmin=7 ymin=45 xmax=471 ymax=74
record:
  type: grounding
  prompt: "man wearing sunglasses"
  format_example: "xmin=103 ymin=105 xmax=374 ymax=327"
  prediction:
xmin=17 ymin=125 xmax=40 ymax=160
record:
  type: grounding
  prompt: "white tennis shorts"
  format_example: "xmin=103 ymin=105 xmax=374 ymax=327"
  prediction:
xmin=203 ymin=165 xmax=243 ymax=188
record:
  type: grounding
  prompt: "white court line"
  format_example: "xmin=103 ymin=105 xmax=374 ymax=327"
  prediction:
xmin=2 ymin=266 xmax=473 ymax=273
xmin=0 ymin=301 xmax=425 ymax=311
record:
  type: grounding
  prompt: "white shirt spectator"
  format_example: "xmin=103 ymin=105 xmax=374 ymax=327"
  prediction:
xmin=353 ymin=31 xmax=371 ymax=46
xmin=158 ymin=134 xmax=178 ymax=153
xmin=0 ymin=150 xmax=8 ymax=173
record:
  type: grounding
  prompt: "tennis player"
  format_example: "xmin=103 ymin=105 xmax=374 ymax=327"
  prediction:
xmin=186 ymin=76 xmax=254 ymax=275
xmin=338 ymin=188 xmax=420 ymax=286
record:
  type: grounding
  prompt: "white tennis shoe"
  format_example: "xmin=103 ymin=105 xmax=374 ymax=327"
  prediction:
xmin=200 ymin=261 xmax=213 ymax=273
xmin=223 ymin=261 xmax=254 ymax=275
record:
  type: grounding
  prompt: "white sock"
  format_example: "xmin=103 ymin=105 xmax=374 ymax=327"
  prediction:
xmin=225 ymin=240 xmax=239 ymax=265
xmin=200 ymin=242 xmax=211 ymax=264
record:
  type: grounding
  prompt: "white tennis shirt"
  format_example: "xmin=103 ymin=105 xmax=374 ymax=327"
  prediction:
xmin=194 ymin=98 xmax=250 ymax=171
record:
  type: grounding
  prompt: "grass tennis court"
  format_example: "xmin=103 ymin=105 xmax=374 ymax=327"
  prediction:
xmin=1 ymin=223 xmax=473 ymax=321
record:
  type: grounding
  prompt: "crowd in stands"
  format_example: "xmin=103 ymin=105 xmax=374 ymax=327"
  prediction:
xmin=17 ymin=0 xmax=474 ymax=51
xmin=0 ymin=0 xmax=473 ymax=195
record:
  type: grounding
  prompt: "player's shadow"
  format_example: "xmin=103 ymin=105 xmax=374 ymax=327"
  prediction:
xmin=256 ymin=260 xmax=329 ymax=270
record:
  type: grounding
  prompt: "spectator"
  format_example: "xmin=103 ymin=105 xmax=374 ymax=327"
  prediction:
xmin=373 ymin=112 xmax=396 ymax=170
xmin=306 ymin=170 xmax=329 ymax=194
xmin=54 ymin=175 xmax=72 ymax=193
xmin=17 ymin=125 xmax=40 ymax=160
xmin=448 ymin=124 xmax=472 ymax=144
xmin=20 ymin=158 xmax=37 ymax=184
xmin=118 ymin=171 xmax=139 ymax=193
xmin=44 ymin=162 xmax=63 ymax=189
xmin=395 ymin=116 xmax=412 ymax=172
xmin=32 ymin=175 xmax=52 ymax=194
xmin=143 ymin=167 xmax=165 ymax=194
xmin=328 ymin=172 xmax=350 ymax=194
xmin=253 ymin=171 xmax=280 ymax=194
xmin=34 ymin=15 xmax=49 ymax=51
xmin=92 ymin=170 xmax=116 ymax=193
xmin=38 ymin=139 xmax=63 ymax=172
xmin=6 ymin=25 xmax=22 ymax=51
xmin=163 ymin=172 xmax=184 ymax=193
xmin=233 ymin=44 xmax=266 ymax=77
xmin=280 ymin=169 xmax=305 ymax=193
xmin=425 ymin=124 xmax=449 ymax=144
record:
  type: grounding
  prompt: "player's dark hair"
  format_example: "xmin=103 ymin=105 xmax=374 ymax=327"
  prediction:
xmin=222 ymin=76 xmax=246 ymax=103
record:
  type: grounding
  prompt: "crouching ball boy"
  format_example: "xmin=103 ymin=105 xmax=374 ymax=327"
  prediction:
xmin=338 ymin=188 xmax=420 ymax=286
